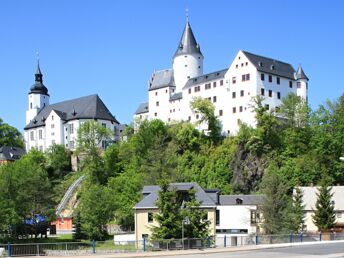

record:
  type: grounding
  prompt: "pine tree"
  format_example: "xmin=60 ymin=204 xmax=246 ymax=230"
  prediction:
xmin=151 ymin=180 xmax=182 ymax=240
xmin=291 ymin=187 xmax=305 ymax=233
xmin=312 ymin=180 xmax=336 ymax=231
xmin=260 ymin=164 xmax=292 ymax=234
xmin=181 ymin=189 xmax=210 ymax=239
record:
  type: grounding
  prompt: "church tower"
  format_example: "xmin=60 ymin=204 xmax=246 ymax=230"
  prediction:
xmin=26 ymin=61 xmax=50 ymax=125
xmin=172 ymin=20 xmax=203 ymax=92
xmin=295 ymin=65 xmax=309 ymax=102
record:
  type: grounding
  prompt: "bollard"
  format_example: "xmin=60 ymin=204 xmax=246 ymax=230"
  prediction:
xmin=92 ymin=240 xmax=96 ymax=254
xmin=320 ymin=232 xmax=322 ymax=241
xmin=224 ymin=235 xmax=227 ymax=247
xmin=7 ymin=241 xmax=11 ymax=257
xmin=143 ymin=238 xmax=146 ymax=252
xmin=289 ymin=232 xmax=293 ymax=243
xmin=255 ymin=234 xmax=259 ymax=245
xmin=207 ymin=237 xmax=211 ymax=248
xmin=300 ymin=232 xmax=303 ymax=243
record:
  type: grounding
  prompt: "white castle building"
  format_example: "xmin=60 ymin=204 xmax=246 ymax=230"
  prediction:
xmin=24 ymin=62 xmax=123 ymax=152
xmin=134 ymin=20 xmax=309 ymax=134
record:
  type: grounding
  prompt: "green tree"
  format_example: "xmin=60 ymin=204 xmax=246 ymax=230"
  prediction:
xmin=78 ymin=183 xmax=115 ymax=240
xmin=77 ymin=120 xmax=111 ymax=184
xmin=290 ymin=187 xmax=305 ymax=233
xmin=76 ymin=120 xmax=111 ymax=158
xmin=247 ymin=96 xmax=281 ymax=155
xmin=46 ymin=144 xmax=71 ymax=181
xmin=279 ymin=93 xmax=309 ymax=129
xmin=0 ymin=149 xmax=53 ymax=238
xmin=181 ymin=189 xmax=210 ymax=239
xmin=0 ymin=118 xmax=24 ymax=148
xmin=312 ymin=178 xmax=336 ymax=231
xmin=260 ymin=164 xmax=292 ymax=234
xmin=151 ymin=180 xmax=182 ymax=240
xmin=190 ymin=97 xmax=222 ymax=144
xmin=107 ymin=167 xmax=142 ymax=231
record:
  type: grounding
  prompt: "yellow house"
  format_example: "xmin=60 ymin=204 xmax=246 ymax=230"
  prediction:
xmin=134 ymin=183 xmax=218 ymax=244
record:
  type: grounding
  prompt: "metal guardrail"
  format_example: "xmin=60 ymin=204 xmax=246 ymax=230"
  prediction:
xmin=1 ymin=233 xmax=344 ymax=256
xmin=55 ymin=175 xmax=85 ymax=217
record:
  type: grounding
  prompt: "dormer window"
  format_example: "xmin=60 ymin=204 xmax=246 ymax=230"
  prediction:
xmin=236 ymin=198 xmax=243 ymax=205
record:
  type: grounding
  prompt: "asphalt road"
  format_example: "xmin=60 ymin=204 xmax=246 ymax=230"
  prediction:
xmin=159 ymin=242 xmax=344 ymax=258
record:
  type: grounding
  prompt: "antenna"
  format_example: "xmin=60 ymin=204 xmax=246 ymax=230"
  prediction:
xmin=185 ymin=7 xmax=189 ymax=22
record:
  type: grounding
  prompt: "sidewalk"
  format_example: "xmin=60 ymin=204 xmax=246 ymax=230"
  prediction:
xmin=37 ymin=240 xmax=344 ymax=258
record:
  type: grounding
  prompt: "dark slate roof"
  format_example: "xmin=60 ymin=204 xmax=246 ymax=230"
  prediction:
xmin=170 ymin=92 xmax=183 ymax=101
xmin=0 ymin=146 xmax=26 ymax=161
xmin=242 ymin=51 xmax=296 ymax=80
xmin=24 ymin=94 xmax=119 ymax=129
xmin=134 ymin=102 xmax=149 ymax=115
xmin=134 ymin=182 xmax=217 ymax=209
xmin=296 ymin=66 xmax=309 ymax=80
xmin=174 ymin=21 xmax=203 ymax=58
xmin=30 ymin=62 xmax=49 ymax=96
xmin=183 ymin=69 xmax=227 ymax=89
xmin=219 ymin=195 xmax=265 ymax=206
xmin=149 ymin=69 xmax=175 ymax=91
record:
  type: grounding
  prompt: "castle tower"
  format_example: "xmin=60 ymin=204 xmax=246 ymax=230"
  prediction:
xmin=172 ymin=20 xmax=203 ymax=92
xmin=26 ymin=60 xmax=50 ymax=125
xmin=295 ymin=65 xmax=309 ymax=102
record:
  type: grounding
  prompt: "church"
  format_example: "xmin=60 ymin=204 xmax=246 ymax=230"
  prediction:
xmin=24 ymin=62 xmax=122 ymax=152
xmin=134 ymin=19 xmax=309 ymax=135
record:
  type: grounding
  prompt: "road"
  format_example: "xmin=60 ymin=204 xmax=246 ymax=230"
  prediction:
xmin=158 ymin=242 xmax=344 ymax=258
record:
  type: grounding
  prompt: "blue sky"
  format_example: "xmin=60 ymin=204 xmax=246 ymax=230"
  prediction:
xmin=0 ymin=0 xmax=343 ymax=131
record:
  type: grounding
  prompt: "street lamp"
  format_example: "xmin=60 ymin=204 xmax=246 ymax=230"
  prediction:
xmin=182 ymin=217 xmax=190 ymax=250
xmin=340 ymin=157 xmax=344 ymax=162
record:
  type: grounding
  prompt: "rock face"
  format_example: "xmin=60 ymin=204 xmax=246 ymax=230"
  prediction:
xmin=230 ymin=143 xmax=268 ymax=194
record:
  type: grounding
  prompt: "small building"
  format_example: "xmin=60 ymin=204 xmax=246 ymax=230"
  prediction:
xmin=300 ymin=186 xmax=344 ymax=232
xmin=51 ymin=217 xmax=73 ymax=233
xmin=0 ymin=146 xmax=25 ymax=165
xmin=216 ymin=195 xmax=264 ymax=237
xmin=133 ymin=182 xmax=217 ymax=243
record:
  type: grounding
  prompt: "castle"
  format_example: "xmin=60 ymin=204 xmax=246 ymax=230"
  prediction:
xmin=24 ymin=62 xmax=122 ymax=152
xmin=134 ymin=20 xmax=308 ymax=134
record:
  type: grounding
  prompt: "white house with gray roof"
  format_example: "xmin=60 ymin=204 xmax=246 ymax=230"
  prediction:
xmin=216 ymin=195 xmax=264 ymax=237
xmin=134 ymin=19 xmax=309 ymax=135
xmin=24 ymin=62 xmax=122 ymax=152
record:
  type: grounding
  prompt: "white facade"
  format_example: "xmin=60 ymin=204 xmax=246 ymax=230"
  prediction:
xmin=26 ymin=93 xmax=50 ymax=125
xmin=25 ymin=115 xmax=120 ymax=152
xmin=24 ymin=66 xmax=121 ymax=152
xmin=134 ymin=21 xmax=309 ymax=135
xmin=216 ymin=196 xmax=263 ymax=237
xmin=173 ymin=54 xmax=203 ymax=93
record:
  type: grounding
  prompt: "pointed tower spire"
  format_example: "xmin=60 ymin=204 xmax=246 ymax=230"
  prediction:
xmin=173 ymin=20 xmax=202 ymax=58
xmin=36 ymin=51 xmax=42 ymax=76
xmin=30 ymin=57 xmax=49 ymax=96
xmin=296 ymin=65 xmax=309 ymax=81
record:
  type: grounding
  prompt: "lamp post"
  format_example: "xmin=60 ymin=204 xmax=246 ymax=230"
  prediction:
xmin=182 ymin=217 xmax=190 ymax=250
xmin=340 ymin=157 xmax=344 ymax=162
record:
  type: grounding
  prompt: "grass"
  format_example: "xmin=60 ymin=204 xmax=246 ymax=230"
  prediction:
xmin=95 ymin=241 xmax=137 ymax=251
